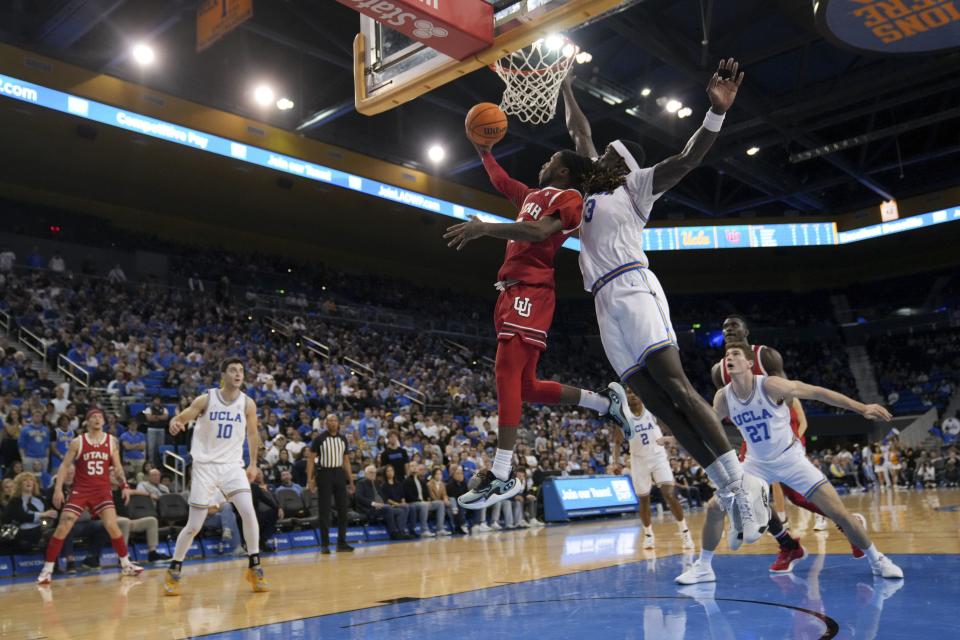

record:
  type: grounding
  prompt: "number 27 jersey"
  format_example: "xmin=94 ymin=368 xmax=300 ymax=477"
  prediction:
xmin=724 ymin=375 xmax=793 ymax=462
xmin=191 ymin=388 xmax=248 ymax=465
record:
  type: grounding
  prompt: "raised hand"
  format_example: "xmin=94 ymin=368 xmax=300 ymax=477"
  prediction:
xmin=707 ymin=58 xmax=745 ymax=114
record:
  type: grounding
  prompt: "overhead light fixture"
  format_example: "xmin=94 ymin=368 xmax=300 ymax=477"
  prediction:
xmin=131 ymin=43 xmax=155 ymax=66
xmin=677 ymin=107 xmax=693 ymax=118
xmin=253 ymin=85 xmax=275 ymax=107
xmin=544 ymin=33 xmax=564 ymax=51
xmin=640 ymin=87 xmax=652 ymax=97
xmin=665 ymin=99 xmax=682 ymax=113
xmin=428 ymin=144 xmax=445 ymax=163
xmin=276 ymin=97 xmax=295 ymax=111
xmin=746 ymin=146 xmax=760 ymax=156
xmin=575 ymin=51 xmax=592 ymax=64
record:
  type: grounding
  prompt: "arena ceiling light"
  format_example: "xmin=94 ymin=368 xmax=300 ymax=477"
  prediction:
xmin=677 ymin=107 xmax=693 ymax=118
xmin=640 ymin=87 xmax=652 ymax=97
xmin=276 ymin=97 xmax=295 ymax=111
xmin=746 ymin=146 xmax=760 ymax=156
xmin=253 ymin=84 xmax=275 ymax=107
xmin=665 ymin=99 xmax=683 ymax=113
xmin=544 ymin=33 xmax=565 ymax=51
xmin=131 ymin=43 xmax=155 ymax=66
xmin=428 ymin=144 xmax=445 ymax=163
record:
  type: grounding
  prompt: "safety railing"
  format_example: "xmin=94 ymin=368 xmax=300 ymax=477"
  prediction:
xmin=163 ymin=450 xmax=186 ymax=494
xmin=0 ymin=309 xmax=10 ymax=335
xmin=57 ymin=353 xmax=90 ymax=389
xmin=17 ymin=325 xmax=47 ymax=365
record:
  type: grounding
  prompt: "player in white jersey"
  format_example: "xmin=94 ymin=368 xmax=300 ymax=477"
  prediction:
xmin=676 ymin=344 xmax=903 ymax=585
xmin=562 ymin=59 xmax=768 ymax=544
xmin=163 ymin=358 xmax=268 ymax=595
xmin=613 ymin=391 xmax=694 ymax=550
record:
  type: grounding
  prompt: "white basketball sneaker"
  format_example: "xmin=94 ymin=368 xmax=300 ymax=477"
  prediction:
xmin=870 ymin=554 xmax=904 ymax=579
xmin=729 ymin=474 xmax=770 ymax=545
xmin=675 ymin=559 xmax=716 ymax=585
xmin=814 ymin=514 xmax=829 ymax=531
xmin=680 ymin=529 xmax=695 ymax=551
xmin=36 ymin=568 xmax=53 ymax=585
xmin=120 ymin=562 xmax=144 ymax=577
xmin=643 ymin=530 xmax=656 ymax=549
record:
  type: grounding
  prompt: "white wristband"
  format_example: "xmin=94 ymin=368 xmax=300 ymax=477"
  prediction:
xmin=703 ymin=109 xmax=725 ymax=132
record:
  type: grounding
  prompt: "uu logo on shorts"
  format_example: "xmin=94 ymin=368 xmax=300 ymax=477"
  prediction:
xmin=412 ymin=20 xmax=449 ymax=39
xmin=514 ymin=297 xmax=532 ymax=318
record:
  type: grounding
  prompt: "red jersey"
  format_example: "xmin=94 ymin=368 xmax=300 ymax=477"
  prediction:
xmin=73 ymin=432 xmax=114 ymax=492
xmin=719 ymin=344 xmax=804 ymax=446
xmin=481 ymin=152 xmax=582 ymax=287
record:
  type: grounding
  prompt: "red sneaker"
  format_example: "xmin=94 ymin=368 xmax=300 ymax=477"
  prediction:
xmin=770 ymin=545 xmax=808 ymax=573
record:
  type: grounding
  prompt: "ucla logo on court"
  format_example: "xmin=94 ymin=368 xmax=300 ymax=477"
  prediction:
xmin=514 ymin=297 xmax=532 ymax=317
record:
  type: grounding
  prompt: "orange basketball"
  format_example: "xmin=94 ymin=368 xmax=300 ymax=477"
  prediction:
xmin=466 ymin=102 xmax=508 ymax=146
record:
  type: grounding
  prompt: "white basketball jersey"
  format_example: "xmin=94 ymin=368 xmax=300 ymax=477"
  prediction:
xmin=579 ymin=167 xmax=663 ymax=292
xmin=724 ymin=375 xmax=793 ymax=462
xmin=629 ymin=408 xmax=666 ymax=455
xmin=191 ymin=388 xmax=248 ymax=465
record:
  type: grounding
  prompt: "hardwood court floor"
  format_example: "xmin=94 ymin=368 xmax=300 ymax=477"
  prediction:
xmin=3 ymin=489 xmax=958 ymax=640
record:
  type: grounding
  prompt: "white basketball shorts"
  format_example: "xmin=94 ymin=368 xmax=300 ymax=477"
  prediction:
xmin=742 ymin=440 xmax=828 ymax=499
xmin=593 ymin=268 xmax=677 ymax=381
xmin=188 ymin=462 xmax=250 ymax=509
xmin=630 ymin=443 xmax=676 ymax=496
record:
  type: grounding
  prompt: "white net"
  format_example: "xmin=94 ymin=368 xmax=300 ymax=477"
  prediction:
xmin=492 ymin=36 xmax=578 ymax=125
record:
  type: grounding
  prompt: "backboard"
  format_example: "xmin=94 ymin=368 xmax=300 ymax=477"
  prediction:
xmin=353 ymin=0 xmax=635 ymax=116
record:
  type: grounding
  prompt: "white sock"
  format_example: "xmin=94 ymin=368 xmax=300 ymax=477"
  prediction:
xmin=717 ymin=450 xmax=744 ymax=485
xmin=705 ymin=459 xmax=730 ymax=490
xmin=643 ymin=525 xmax=654 ymax=535
xmin=777 ymin=511 xmax=787 ymax=522
xmin=42 ymin=561 xmax=54 ymax=573
xmin=119 ymin=555 xmax=131 ymax=568
xmin=578 ymin=389 xmax=611 ymax=414
xmin=676 ymin=519 xmax=688 ymax=532
xmin=864 ymin=543 xmax=882 ymax=563
xmin=492 ymin=448 xmax=513 ymax=481
xmin=700 ymin=549 xmax=714 ymax=567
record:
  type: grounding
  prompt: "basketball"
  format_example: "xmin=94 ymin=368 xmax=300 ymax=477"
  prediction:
xmin=465 ymin=102 xmax=508 ymax=146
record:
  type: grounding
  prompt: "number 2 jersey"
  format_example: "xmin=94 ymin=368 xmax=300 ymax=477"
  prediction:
xmin=191 ymin=388 xmax=248 ymax=465
xmin=629 ymin=407 xmax=667 ymax=458
xmin=724 ymin=375 xmax=793 ymax=462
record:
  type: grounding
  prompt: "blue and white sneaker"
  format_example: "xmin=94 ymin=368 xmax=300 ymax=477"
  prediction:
xmin=602 ymin=382 xmax=636 ymax=439
xmin=457 ymin=470 xmax=522 ymax=510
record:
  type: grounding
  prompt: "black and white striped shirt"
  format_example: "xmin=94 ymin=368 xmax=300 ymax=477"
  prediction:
xmin=310 ymin=431 xmax=349 ymax=470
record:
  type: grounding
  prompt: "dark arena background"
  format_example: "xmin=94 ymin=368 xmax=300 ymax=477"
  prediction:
xmin=0 ymin=1 xmax=958 ymax=638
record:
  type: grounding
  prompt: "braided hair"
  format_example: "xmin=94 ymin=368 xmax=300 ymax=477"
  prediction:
xmin=583 ymin=140 xmax=646 ymax=195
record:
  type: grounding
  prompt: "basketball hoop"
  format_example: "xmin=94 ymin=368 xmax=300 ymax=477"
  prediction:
xmin=491 ymin=35 xmax=578 ymax=125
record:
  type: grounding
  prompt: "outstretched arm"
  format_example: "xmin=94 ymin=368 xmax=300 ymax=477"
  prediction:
xmin=561 ymin=76 xmax=598 ymax=158
xmin=763 ymin=376 xmax=892 ymax=421
xmin=444 ymin=215 xmax=563 ymax=250
xmin=651 ymin=58 xmax=744 ymax=195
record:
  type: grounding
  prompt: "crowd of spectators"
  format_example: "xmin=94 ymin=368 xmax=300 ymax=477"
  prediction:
xmin=0 ymin=231 xmax=957 ymax=569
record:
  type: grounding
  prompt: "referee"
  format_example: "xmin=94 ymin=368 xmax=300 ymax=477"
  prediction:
xmin=307 ymin=414 xmax=355 ymax=553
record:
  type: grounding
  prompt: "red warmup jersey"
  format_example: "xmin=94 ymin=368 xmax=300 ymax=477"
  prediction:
xmin=481 ymin=152 xmax=582 ymax=287
xmin=719 ymin=344 xmax=804 ymax=447
xmin=73 ymin=433 xmax=114 ymax=492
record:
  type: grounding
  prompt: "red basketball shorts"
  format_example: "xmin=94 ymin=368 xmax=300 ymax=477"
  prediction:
xmin=63 ymin=487 xmax=115 ymax=518
xmin=493 ymin=284 xmax=555 ymax=351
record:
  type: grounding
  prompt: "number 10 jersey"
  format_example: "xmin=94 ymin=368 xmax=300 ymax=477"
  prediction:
xmin=191 ymin=388 xmax=248 ymax=465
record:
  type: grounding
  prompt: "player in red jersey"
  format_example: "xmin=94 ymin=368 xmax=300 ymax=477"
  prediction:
xmin=37 ymin=408 xmax=143 ymax=584
xmin=710 ymin=315 xmax=864 ymax=571
xmin=444 ymin=140 xmax=634 ymax=510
